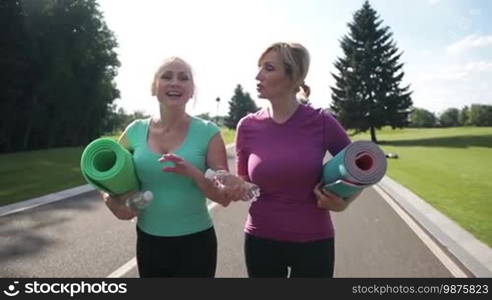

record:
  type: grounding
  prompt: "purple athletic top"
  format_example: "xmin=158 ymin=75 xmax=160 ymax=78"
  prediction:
xmin=235 ymin=104 xmax=351 ymax=242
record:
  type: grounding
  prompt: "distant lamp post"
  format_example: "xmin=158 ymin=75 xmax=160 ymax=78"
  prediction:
xmin=215 ymin=97 xmax=220 ymax=124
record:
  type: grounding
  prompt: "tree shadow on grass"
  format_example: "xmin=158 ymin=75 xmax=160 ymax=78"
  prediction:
xmin=378 ymin=135 xmax=492 ymax=148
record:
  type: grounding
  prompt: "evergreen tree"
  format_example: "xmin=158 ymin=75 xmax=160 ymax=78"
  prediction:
xmin=330 ymin=1 xmax=412 ymax=143
xmin=224 ymin=85 xmax=258 ymax=129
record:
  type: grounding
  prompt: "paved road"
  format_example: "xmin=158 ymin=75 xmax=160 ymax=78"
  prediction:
xmin=0 ymin=151 xmax=457 ymax=278
xmin=332 ymin=188 xmax=453 ymax=277
xmin=0 ymin=192 xmax=135 ymax=277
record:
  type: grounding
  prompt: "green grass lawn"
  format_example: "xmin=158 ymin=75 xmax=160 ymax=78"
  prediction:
xmin=0 ymin=128 xmax=233 ymax=206
xmin=0 ymin=133 xmax=119 ymax=206
xmin=0 ymin=147 xmax=86 ymax=205
xmin=351 ymin=127 xmax=492 ymax=247
xmin=220 ymin=127 xmax=236 ymax=145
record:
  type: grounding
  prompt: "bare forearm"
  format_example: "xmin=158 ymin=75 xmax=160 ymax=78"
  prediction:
xmin=99 ymin=191 xmax=136 ymax=220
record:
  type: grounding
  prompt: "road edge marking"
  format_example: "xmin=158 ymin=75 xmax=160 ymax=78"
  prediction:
xmin=373 ymin=185 xmax=468 ymax=278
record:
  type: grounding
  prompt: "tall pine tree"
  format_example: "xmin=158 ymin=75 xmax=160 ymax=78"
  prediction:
xmin=224 ymin=84 xmax=258 ymax=129
xmin=330 ymin=1 xmax=412 ymax=143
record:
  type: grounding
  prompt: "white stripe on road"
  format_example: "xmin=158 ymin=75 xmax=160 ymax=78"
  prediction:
xmin=0 ymin=185 xmax=95 ymax=217
xmin=106 ymin=201 xmax=220 ymax=278
xmin=107 ymin=257 xmax=137 ymax=278
xmin=373 ymin=185 xmax=468 ymax=278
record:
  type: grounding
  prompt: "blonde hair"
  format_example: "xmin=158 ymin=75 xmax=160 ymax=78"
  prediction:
xmin=151 ymin=56 xmax=195 ymax=96
xmin=258 ymin=42 xmax=311 ymax=100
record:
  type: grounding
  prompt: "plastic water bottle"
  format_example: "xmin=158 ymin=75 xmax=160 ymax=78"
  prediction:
xmin=242 ymin=183 xmax=261 ymax=202
xmin=125 ymin=191 xmax=154 ymax=211
xmin=204 ymin=169 xmax=260 ymax=201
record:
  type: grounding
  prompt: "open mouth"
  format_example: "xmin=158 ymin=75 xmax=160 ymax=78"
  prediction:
xmin=166 ymin=91 xmax=183 ymax=97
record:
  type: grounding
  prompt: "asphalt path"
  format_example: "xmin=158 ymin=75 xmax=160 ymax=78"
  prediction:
xmin=0 ymin=192 xmax=136 ymax=277
xmin=0 ymin=151 xmax=456 ymax=278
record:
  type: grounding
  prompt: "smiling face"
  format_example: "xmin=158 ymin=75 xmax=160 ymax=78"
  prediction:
xmin=152 ymin=58 xmax=194 ymax=108
xmin=255 ymin=50 xmax=295 ymax=100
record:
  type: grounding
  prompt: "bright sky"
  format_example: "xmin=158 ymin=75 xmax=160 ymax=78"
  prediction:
xmin=98 ymin=0 xmax=492 ymax=117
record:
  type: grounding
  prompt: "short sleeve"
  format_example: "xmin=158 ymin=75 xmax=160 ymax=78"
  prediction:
xmin=322 ymin=110 xmax=351 ymax=156
xmin=117 ymin=119 xmax=143 ymax=152
xmin=204 ymin=120 xmax=221 ymax=142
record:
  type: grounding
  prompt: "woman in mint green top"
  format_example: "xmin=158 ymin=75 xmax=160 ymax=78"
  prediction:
xmin=102 ymin=57 xmax=244 ymax=277
xmin=123 ymin=117 xmax=221 ymax=236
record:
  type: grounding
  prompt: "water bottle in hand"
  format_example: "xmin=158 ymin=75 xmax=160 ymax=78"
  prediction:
xmin=125 ymin=191 xmax=154 ymax=211
xmin=204 ymin=169 xmax=260 ymax=201
xmin=241 ymin=182 xmax=260 ymax=202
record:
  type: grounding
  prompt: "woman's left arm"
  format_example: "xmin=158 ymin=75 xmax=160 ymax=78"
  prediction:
xmin=319 ymin=111 xmax=358 ymax=211
xmin=159 ymin=133 xmax=242 ymax=207
xmin=200 ymin=133 xmax=232 ymax=206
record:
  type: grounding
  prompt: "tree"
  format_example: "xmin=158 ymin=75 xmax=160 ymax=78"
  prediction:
xmin=103 ymin=105 xmax=127 ymax=134
xmin=0 ymin=0 xmax=31 ymax=152
xmin=195 ymin=112 xmax=226 ymax=126
xmin=409 ymin=108 xmax=436 ymax=128
xmin=439 ymin=108 xmax=460 ymax=127
xmin=195 ymin=112 xmax=213 ymax=121
xmin=224 ymin=84 xmax=258 ymax=129
xmin=103 ymin=106 xmax=150 ymax=134
xmin=1 ymin=0 xmax=120 ymax=153
xmin=330 ymin=0 xmax=412 ymax=143
xmin=469 ymin=104 xmax=492 ymax=126
xmin=459 ymin=106 xmax=470 ymax=126
xmin=215 ymin=97 xmax=221 ymax=123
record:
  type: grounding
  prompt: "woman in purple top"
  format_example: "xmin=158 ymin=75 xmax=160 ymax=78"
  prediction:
xmin=235 ymin=42 xmax=361 ymax=277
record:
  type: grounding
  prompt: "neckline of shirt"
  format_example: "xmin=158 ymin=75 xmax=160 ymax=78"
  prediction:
xmin=143 ymin=117 xmax=195 ymax=156
xmin=265 ymin=104 xmax=303 ymax=126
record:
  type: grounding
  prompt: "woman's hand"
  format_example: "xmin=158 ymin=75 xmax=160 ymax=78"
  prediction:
xmin=314 ymin=182 xmax=352 ymax=212
xmin=214 ymin=172 xmax=248 ymax=202
xmin=159 ymin=153 xmax=232 ymax=206
xmin=101 ymin=191 xmax=137 ymax=220
xmin=159 ymin=153 xmax=201 ymax=180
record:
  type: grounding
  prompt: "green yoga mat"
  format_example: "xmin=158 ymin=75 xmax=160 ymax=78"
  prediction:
xmin=80 ymin=138 xmax=139 ymax=195
xmin=322 ymin=141 xmax=387 ymax=199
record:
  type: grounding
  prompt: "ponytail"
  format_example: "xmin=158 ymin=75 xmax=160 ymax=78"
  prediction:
xmin=298 ymin=82 xmax=311 ymax=100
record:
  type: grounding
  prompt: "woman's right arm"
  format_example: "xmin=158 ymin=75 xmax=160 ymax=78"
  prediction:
xmin=100 ymin=191 xmax=137 ymax=220
xmin=100 ymin=127 xmax=137 ymax=220
xmin=235 ymin=118 xmax=250 ymax=182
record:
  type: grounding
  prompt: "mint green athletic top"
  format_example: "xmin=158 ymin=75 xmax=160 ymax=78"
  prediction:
xmin=119 ymin=117 xmax=220 ymax=237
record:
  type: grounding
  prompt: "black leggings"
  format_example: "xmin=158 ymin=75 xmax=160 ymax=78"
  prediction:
xmin=244 ymin=233 xmax=334 ymax=278
xmin=136 ymin=226 xmax=217 ymax=278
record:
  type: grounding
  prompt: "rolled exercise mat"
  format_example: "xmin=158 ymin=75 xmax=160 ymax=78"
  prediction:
xmin=322 ymin=140 xmax=387 ymax=199
xmin=80 ymin=138 xmax=139 ymax=195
